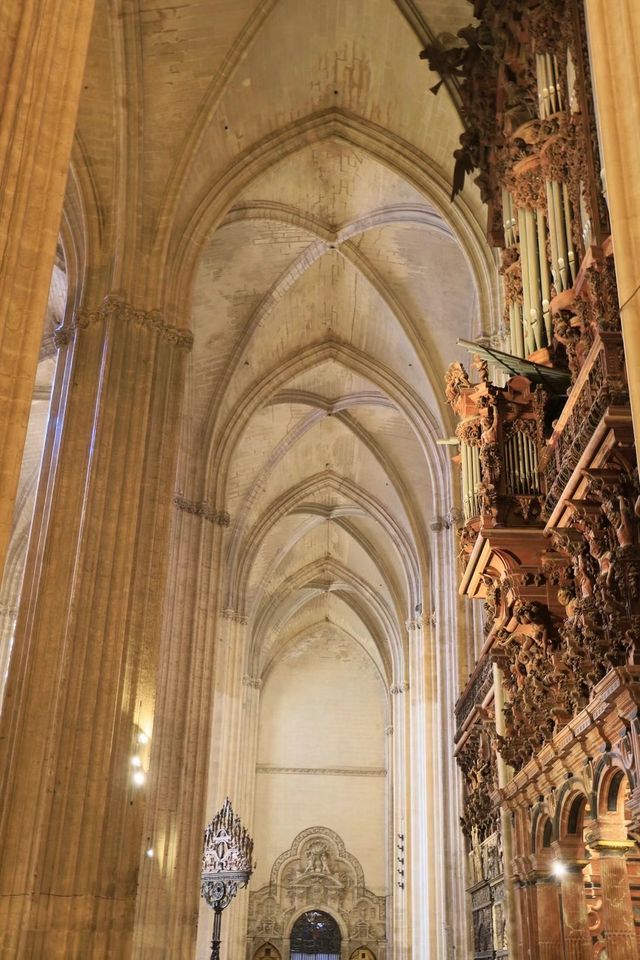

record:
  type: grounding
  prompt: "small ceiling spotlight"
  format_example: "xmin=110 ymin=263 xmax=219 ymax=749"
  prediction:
xmin=552 ymin=861 xmax=567 ymax=877
xmin=132 ymin=770 xmax=146 ymax=786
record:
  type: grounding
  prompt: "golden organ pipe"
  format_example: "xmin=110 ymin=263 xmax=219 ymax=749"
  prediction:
xmin=525 ymin=209 xmax=541 ymax=352
xmin=518 ymin=207 xmax=532 ymax=355
xmin=551 ymin=179 xmax=569 ymax=290
xmin=523 ymin=433 xmax=533 ymax=493
xmin=545 ymin=180 xmax=561 ymax=292
xmin=511 ymin=302 xmax=525 ymax=359
xmin=471 ymin=445 xmax=480 ymax=516
xmin=506 ymin=437 xmax=514 ymax=494
xmin=519 ymin=432 xmax=527 ymax=493
xmin=461 ymin=442 xmax=470 ymax=520
xmin=562 ymin=181 xmax=577 ymax=284
xmin=536 ymin=209 xmax=552 ymax=345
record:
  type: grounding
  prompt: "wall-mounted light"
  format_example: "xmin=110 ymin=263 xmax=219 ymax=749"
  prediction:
xmin=131 ymin=726 xmax=151 ymax=789
xmin=552 ymin=860 xmax=567 ymax=877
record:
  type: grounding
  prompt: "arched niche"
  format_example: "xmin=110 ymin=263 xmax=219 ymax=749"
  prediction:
xmin=254 ymin=945 xmax=282 ymax=960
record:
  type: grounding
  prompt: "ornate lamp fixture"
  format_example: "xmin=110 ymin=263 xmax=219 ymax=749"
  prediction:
xmin=201 ymin=798 xmax=255 ymax=960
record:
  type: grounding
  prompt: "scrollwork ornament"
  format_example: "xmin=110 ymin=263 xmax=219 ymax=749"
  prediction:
xmin=457 ymin=419 xmax=482 ymax=447
xmin=445 ymin=361 xmax=471 ymax=407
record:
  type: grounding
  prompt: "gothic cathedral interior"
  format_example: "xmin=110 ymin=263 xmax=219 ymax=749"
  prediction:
xmin=1 ymin=1 xmax=639 ymax=958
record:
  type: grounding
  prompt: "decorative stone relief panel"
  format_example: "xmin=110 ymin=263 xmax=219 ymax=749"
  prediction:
xmin=246 ymin=827 xmax=386 ymax=960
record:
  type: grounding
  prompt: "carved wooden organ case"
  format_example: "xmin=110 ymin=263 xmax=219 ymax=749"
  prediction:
xmin=426 ymin=1 xmax=640 ymax=956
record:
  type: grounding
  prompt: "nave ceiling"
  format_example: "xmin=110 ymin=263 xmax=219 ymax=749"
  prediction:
xmin=60 ymin=0 xmax=498 ymax=684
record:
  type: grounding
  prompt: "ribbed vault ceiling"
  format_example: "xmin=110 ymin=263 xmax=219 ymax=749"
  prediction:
xmin=70 ymin=0 xmax=494 ymax=686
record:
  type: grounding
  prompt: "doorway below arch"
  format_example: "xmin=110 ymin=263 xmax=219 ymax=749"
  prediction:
xmin=350 ymin=949 xmax=377 ymax=960
xmin=290 ymin=910 xmax=341 ymax=959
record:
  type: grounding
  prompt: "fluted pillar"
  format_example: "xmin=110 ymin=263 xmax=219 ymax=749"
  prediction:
xmin=590 ymin=841 xmax=636 ymax=959
xmin=0 ymin=296 xmax=190 ymax=958
xmin=585 ymin=1 xmax=640 ymax=450
xmin=0 ymin=0 xmax=94 ymax=574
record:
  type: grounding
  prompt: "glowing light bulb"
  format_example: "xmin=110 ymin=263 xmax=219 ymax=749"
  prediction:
xmin=552 ymin=861 xmax=567 ymax=877
xmin=138 ymin=732 xmax=149 ymax=745
xmin=131 ymin=755 xmax=142 ymax=768
xmin=132 ymin=770 xmax=146 ymax=786
xmin=145 ymin=848 xmax=154 ymax=859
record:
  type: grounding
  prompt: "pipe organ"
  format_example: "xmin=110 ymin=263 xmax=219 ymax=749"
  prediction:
xmin=426 ymin=1 xmax=640 ymax=956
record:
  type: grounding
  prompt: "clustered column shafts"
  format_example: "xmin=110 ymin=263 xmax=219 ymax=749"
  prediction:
xmin=132 ymin=507 xmax=226 ymax=957
xmin=0 ymin=299 xmax=189 ymax=957
xmin=0 ymin=0 xmax=95 ymax=579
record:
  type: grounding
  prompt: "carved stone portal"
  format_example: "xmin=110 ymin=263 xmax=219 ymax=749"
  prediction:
xmin=246 ymin=827 xmax=386 ymax=959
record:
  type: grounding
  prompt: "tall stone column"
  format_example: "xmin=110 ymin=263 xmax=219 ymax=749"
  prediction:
xmin=585 ymin=1 xmax=640 ymax=450
xmin=589 ymin=841 xmax=636 ymax=960
xmin=132 ymin=504 xmax=225 ymax=959
xmin=0 ymin=297 xmax=190 ymax=958
xmin=224 ymin=670 xmax=262 ymax=960
xmin=0 ymin=0 xmax=95 ymax=573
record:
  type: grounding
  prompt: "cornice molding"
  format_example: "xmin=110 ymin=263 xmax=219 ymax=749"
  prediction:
xmin=256 ymin=764 xmax=387 ymax=778
xmin=55 ymin=295 xmax=194 ymax=351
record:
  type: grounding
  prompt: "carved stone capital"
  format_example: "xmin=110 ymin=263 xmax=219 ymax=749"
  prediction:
xmin=173 ymin=494 xmax=231 ymax=527
xmin=57 ymin=295 xmax=194 ymax=351
xmin=221 ymin=608 xmax=249 ymax=625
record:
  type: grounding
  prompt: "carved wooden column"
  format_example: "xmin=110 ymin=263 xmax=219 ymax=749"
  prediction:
xmin=512 ymin=879 xmax=536 ymax=960
xmin=585 ymin=0 xmax=640 ymax=450
xmin=555 ymin=860 xmax=591 ymax=960
xmin=493 ymin=662 xmax=520 ymax=958
xmin=0 ymin=0 xmax=94 ymax=574
xmin=533 ymin=875 xmax=563 ymax=960
xmin=589 ymin=841 xmax=636 ymax=959
xmin=0 ymin=296 xmax=190 ymax=958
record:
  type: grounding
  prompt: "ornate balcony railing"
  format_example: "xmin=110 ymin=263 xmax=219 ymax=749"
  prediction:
xmin=455 ymin=656 xmax=494 ymax=742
